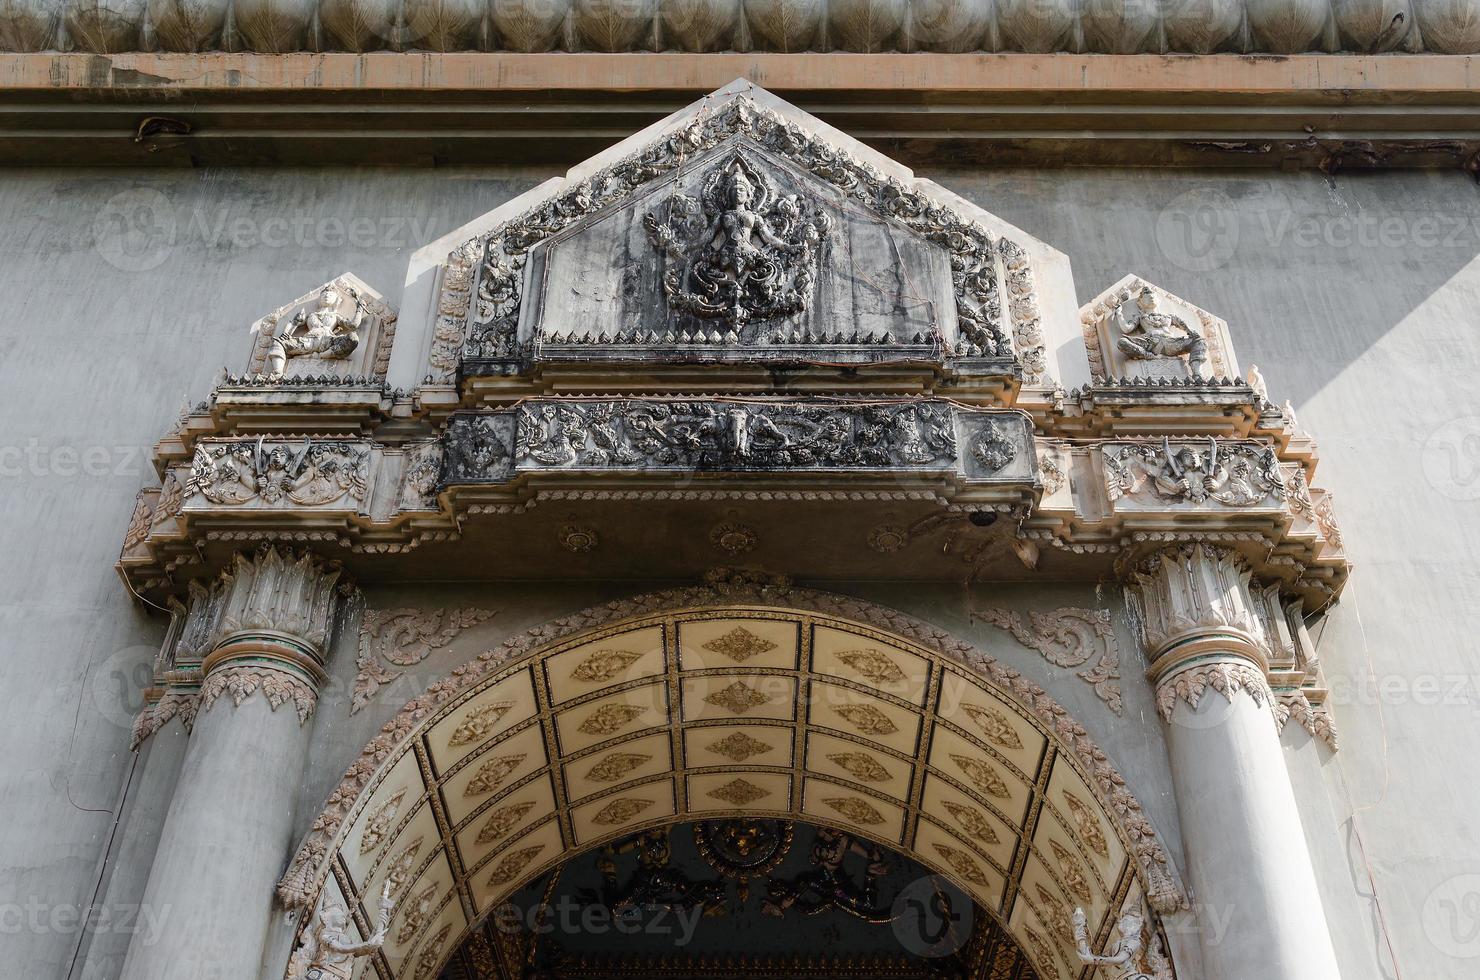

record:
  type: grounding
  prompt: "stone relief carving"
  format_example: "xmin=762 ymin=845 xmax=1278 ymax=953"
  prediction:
xmin=1154 ymin=662 xmax=1273 ymax=722
xmin=287 ymin=883 xmax=394 ymax=980
xmin=1105 ymin=438 xmax=1283 ymax=507
xmin=449 ymin=97 xmax=1030 ymax=372
xmin=449 ymin=400 xmax=962 ymax=478
xmin=397 ymin=441 xmax=443 ymax=512
xmin=200 ymin=665 xmax=318 ymax=724
xmin=644 ymin=153 xmax=832 ymax=328
xmin=1274 ymin=690 xmax=1340 ymax=750
xmin=1080 ymin=276 xmax=1236 ymax=383
xmin=185 ymin=438 xmax=369 ymax=508
xmin=130 ymin=689 xmax=200 ymax=749
xmin=248 ymin=275 xmax=397 ymax=383
xmin=1072 ymin=904 xmax=1172 ymax=980
xmin=969 ymin=417 xmax=1019 ymax=472
xmin=973 ymin=607 xmax=1123 ymax=713
xmin=351 ymin=606 xmax=498 ymax=714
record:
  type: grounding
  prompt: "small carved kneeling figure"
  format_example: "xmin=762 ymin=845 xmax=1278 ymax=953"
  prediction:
xmin=1072 ymin=905 xmax=1170 ymax=980
xmin=288 ymin=883 xmax=395 ymax=980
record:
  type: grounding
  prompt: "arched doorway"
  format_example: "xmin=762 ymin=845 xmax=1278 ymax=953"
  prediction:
xmin=281 ymin=591 xmax=1183 ymax=980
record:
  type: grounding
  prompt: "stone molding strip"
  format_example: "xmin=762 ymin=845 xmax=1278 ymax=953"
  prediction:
xmin=276 ymin=577 xmax=1188 ymax=915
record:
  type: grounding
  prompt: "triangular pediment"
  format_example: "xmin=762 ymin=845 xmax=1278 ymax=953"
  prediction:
xmin=423 ymin=81 xmax=1071 ymax=385
xmin=1079 ymin=274 xmax=1240 ymax=383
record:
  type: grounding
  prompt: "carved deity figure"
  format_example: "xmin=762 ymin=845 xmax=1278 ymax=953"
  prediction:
xmin=645 ymin=155 xmax=831 ymax=327
xmin=288 ymin=884 xmax=394 ymax=980
xmin=595 ymin=828 xmax=727 ymax=920
xmin=267 ymin=284 xmax=366 ymax=377
xmin=1115 ymin=288 xmax=1208 ymax=377
xmin=1072 ymin=905 xmax=1171 ymax=980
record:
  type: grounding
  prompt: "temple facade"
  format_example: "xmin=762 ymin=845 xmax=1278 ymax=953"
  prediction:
xmin=3 ymin=32 xmax=1479 ymax=980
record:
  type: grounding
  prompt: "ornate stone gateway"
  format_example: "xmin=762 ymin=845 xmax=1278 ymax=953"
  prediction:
xmin=115 ymin=82 xmax=1349 ymax=980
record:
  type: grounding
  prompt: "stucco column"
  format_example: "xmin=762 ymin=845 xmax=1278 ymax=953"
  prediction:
xmin=120 ymin=547 xmax=344 ymax=980
xmin=1126 ymin=544 xmax=1341 ymax=980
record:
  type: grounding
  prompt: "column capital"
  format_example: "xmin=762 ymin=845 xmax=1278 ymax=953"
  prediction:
xmin=1124 ymin=542 xmax=1270 ymax=683
xmin=188 ymin=545 xmax=347 ymax=725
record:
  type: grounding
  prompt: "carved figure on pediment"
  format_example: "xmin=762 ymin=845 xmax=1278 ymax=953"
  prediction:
xmin=645 ymin=154 xmax=831 ymax=327
xmin=1072 ymin=905 xmax=1172 ymax=980
xmin=288 ymin=884 xmax=394 ymax=980
xmin=267 ymin=284 xmax=366 ymax=378
xmin=1116 ymin=288 xmax=1208 ymax=378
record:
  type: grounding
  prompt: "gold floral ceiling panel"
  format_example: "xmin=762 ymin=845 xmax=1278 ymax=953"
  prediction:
xmin=306 ymin=606 xmax=1146 ymax=980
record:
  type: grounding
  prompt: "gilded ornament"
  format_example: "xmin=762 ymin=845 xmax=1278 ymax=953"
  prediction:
xmin=1034 ymin=883 xmax=1075 ymax=946
xmin=593 ymin=797 xmax=655 ymax=825
xmin=358 ymin=788 xmax=407 ymax=856
xmin=835 ymin=648 xmax=906 ymax=684
xmin=931 ymin=842 xmax=989 ymax=886
xmin=585 ymin=751 xmax=653 ymax=782
xmin=942 ymin=800 xmax=1001 ymax=845
xmin=705 ymin=731 xmax=774 ymax=762
xmin=570 ymin=649 xmax=644 ymax=683
xmin=709 ymin=522 xmax=758 ymax=556
xmin=447 ymin=701 xmax=516 ymax=748
xmin=475 ymin=800 xmax=538 ymax=846
xmin=701 ymin=626 xmax=778 ymax=662
xmin=383 ymin=836 xmax=425 ymax=899
xmin=962 ymin=702 xmax=1025 ymax=750
xmin=1050 ymin=840 xmax=1093 ymax=903
xmin=576 ymin=703 xmax=649 ymax=736
xmin=822 ymin=796 xmax=886 ymax=825
xmin=866 ymin=523 xmax=909 ymax=553
xmin=703 ymin=680 xmax=773 ymax=714
xmin=394 ymin=882 xmax=438 ymax=946
xmin=949 ymin=753 xmax=1011 ymax=799
xmin=486 ymin=844 xmax=546 ymax=887
xmin=1062 ymin=790 xmax=1110 ymax=859
xmin=707 ymin=778 xmax=771 ymax=806
xmin=463 ymin=753 xmax=527 ymax=798
xmin=411 ymin=922 xmax=454 ymax=980
xmin=831 ymin=702 xmax=898 ymax=736
xmin=827 ymin=751 xmax=890 ymax=782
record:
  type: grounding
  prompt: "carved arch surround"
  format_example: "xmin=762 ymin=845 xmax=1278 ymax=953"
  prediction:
xmin=281 ymin=585 xmax=1184 ymax=980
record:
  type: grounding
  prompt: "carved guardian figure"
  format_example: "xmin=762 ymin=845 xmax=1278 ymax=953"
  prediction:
xmin=288 ymin=884 xmax=394 ymax=980
xmin=644 ymin=154 xmax=831 ymax=328
xmin=1072 ymin=905 xmax=1172 ymax=980
xmin=267 ymin=284 xmax=366 ymax=377
xmin=1115 ymin=287 xmax=1209 ymax=377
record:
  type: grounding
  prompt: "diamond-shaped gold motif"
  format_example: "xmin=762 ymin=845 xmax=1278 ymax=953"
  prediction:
xmin=832 ymin=703 xmax=899 ymax=736
xmin=384 ymin=836 xmax=425 ymax=899
xmin=593 ymin=797 xmax=654 ymax=825
xmin=827 ymin=751 xmax=890 ymax=782
xmin=703 ymin=680 xmax=772 ymax=714
xmin=475 ymin=800 xmax=537 ymax=845
xmin=394 ymin=882 xmax=438 ymax=946
xmin=942 ymin=800 xmax=1001 ymax=845
xmin=463 ymin=753 xmax=527 ymax=798
xmin=577 ymin=703 xmax=649 ymax=736
xmin=931 ymin=841 xmax=989 ymax=886
xmin=822 ymin=796 xmax=886 ymax=825
xmin=448 ymin=701 xmax=516 ymax=747
xmin=950 ymin=753 xmax=1010 ymax=799
xmin=359 ymin=788 xmax=406 ymax=856
xmin=962 ymin=702 xmax=1025 ymax=750
xmin=412 ymin=923 xmax=454 ymax=980
xmin=707 ymin=778 xmax=770 ymax=806
xmin=705 ymin=731 xmax=774 ymax=763
xmin=570 ymin=649 xmax=644 ymax=683
xmin=701 ymin=626 xmax=779 ymax=662
xmin=585 ymin=751 xmax=652 ymax=782
xmin=486 ymin=844 xmax=545 ymax=886
xmin=1063 ymin=790 xmax=1110 ymax=858
xmin=1050 ymin=840 xmax=1093 ymax=902
xmin=836 ymin=649 xmax=906 ymax=684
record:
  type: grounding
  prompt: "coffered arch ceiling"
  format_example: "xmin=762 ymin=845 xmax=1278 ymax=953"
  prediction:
xmin=282 ymin=592 xmax=1183 ymax=980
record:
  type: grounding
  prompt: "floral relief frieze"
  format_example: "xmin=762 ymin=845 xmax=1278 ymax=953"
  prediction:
xmin=185 ymin=438 xmax=371 ymax=509
xmin=974 ymin=607 xmax=1123 ymax=713
xmin=1104 ymin=438 xmax=1285 ymax=508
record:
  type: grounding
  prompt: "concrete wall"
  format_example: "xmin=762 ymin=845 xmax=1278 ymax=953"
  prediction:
xmin=2 ymin=165 xmax=1477 ymax=979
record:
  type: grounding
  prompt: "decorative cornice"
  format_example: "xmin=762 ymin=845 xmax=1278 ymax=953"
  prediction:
xmin=276 ymin=581 xmax=1187 ymax=915
xmin=199 ymin=664 xmax=318 ymax=725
